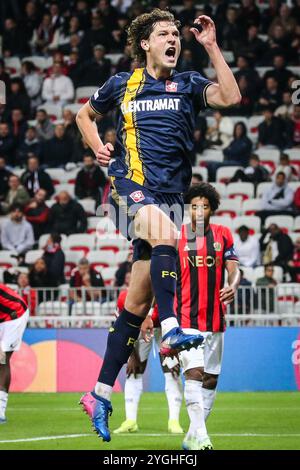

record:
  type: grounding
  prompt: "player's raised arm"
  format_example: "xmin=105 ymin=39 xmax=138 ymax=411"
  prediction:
xmin=190 ymin=15 xmax=241 ymax=108
xmin=76 ymin=101 xmax=114 ymax=167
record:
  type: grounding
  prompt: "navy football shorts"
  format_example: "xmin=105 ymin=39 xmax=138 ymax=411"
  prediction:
xmin=109 ymin=177 xmax=184 ymax=262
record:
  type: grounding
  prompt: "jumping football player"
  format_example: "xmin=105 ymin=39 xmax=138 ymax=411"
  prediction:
xmin=76 ymin=9 xmax=241 ymax=441
xmin=0 ymin=284 xmax=29 ymax=423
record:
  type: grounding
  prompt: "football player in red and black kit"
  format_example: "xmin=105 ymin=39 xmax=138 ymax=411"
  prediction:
xmin=0 ymin=284 xmax=29 ymax=423
xmin=142 ymin=183 xmax=240 ymax=450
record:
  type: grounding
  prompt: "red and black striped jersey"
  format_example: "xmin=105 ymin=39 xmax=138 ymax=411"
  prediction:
xmin=0 ymin=284 xmax=28 ymax=323
xmin=175 ymin=224 xmax=239 ymax=332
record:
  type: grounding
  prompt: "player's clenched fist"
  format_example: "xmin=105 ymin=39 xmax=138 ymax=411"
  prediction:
xmin=96 ymin=142 xmax=114 ymax=167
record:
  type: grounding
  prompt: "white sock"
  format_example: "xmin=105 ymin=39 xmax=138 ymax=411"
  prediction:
xmin=0 ymin=391 xmax=8 ymax=418
xmin=161 ymin=317 xmax=179 ymax=337
xmin=184 ymin=380 xmax=208 ymax=440
xmin=94 ymin=382 xmax=113 ymax=401
xmin=164 ymin=372 xmax=182 ymax=421
xmin=202 ymin=387 xmax=217 ymax=421
xmin=124 ymin=374 xmax=143 ymax=422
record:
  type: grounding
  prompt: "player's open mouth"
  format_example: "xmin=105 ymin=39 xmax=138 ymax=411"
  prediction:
xmin=165 ymin=47 xmax=176 ymax=58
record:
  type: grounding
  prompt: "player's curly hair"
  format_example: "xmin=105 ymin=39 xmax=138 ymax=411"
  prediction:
xmin=127 ymin=8 xmax=180 ymax=65
xmin=185 ymin=183 xmax=221 ymax=212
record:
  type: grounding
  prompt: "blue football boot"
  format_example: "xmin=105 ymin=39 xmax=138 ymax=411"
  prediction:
xmin=80 ymin=391 xmax=112 ymax=442
xmin=160 ymin=327 xmax=204 ymax=356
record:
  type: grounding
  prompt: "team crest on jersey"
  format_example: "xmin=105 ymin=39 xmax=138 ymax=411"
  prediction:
xmin=166 ymin=80 xmax=178 ymax=92
xmin=213 ymin=242 xmax=222 ymax=251
xmin=183 ymin=244 xmax=190 ymax=251
xmin=130 ymin=190 xmax=145 ymax=203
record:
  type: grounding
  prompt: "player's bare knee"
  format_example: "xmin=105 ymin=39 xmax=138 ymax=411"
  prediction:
xmin=184 ymin=367 xmax=203 ymax=382
xmin=202 ymin=372 xmax=219 ymax=390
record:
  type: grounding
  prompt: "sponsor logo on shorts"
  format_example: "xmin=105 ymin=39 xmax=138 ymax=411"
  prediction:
xmin=129 ymin=190 xmax=145 ymax=203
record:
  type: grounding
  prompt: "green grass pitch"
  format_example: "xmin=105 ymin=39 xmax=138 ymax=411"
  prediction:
xmin=0 ymin=392 xmax=299 ymax=450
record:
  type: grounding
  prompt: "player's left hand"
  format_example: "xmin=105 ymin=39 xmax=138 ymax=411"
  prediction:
xmin=220 ymin=286 xmax=236 ymax=305
xmin=190 ymin=15 xmax=217 ymax=49
xmin=126 ymin=350 xmax=143 ymax=378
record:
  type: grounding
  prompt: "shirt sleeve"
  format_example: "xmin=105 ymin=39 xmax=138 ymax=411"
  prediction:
xmin=223 ymin=226 xmax=239 ymax=262
xmin=89 ymin=75 xmax=119 ymax=115
xmin=190 ymin=72 xmax=214 ymax=109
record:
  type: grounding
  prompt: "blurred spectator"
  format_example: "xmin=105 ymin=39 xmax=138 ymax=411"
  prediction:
xmin=0 ymin=175 xmax=30 ymax=215
xmin=70 ymin=258 xmax=105 ymax=301
xmin=81 ymin=11 xmax=113 ymax=56
xmin=180 ymin=25 xmax=207 ymax=71
xmin=0 ymin=58 xmax=11 ymax=90
xmin=111 ymin=14 xmax=130 ymax=52
xmin=223 ymin=122 xmax=252 ymax=166
xmin=221 ymin=6 xmax=244 ymax=52
xmin=258 ymin=77 xmax=282 ymax=111
xmin=239 ymin=0 xmax=261 ymax=29
xmin=264 ymin=25 xmax=291 ymax=65
xmin=238 ymin=25 xmax=265 ymax=64
xmin=234 ymin=225 xmax=260 ymax=268
xmin=75 ymin=0 xmax=91 ymax=30
xmin=49 ymin=191 xmax=87 ymax=235
xmin=258 ymin=107 xmax=287 ymax=149
xmin=206 ymin=110 xmax=234 ymax=149
xmin=51 ymin=15 xmax=84 ymax=53
xmin=260 ymin=172 xmax=294 ymax=218
xmin=111 ymin=0 xmax=134 ymax=15
xmin=1 ymin=204 xmax=34 ymax=255
xmin=80 ymin=44 xmax=111 ymax=86
xmin=21 ymin=1 xmax=41 ymax=43
xmin=255 ymin=264 xmax=277 ymax=313
xmin=116 ymin=44 xmax=132 ymax=73
xmin=24 ymin=189 xmax=50 ymax=240
xmin=67 ymin=51 xmax=82 ymax=88
xmin=263 ymin=55 xmax=293 ymax=93
xmin=273 ymin=153 xmax=298 ymax=182
xmin=178 ymin=0 xmax=197 ymax=26
xmin=0 ymin=156 xmax=12 ymax=202
xmin=235 ymin=268 xmax=252 ymax=316
xmin=97 ymin=0 xmax=119 ymax=30
xmin=75 ymin=154 xmax=107 ymax=204
xmin=17 ymin=272 xmax=37 ymax=316
xmin=21 ymin=60 xmax=43 ymax=112
xmin=261 ymin=0 xmax=280 ymax=34
xmin=268 ymin=3 xmax=297 ymax=37
xmin=42 ymin=62 xmax=74 ymax=107
xmin=46 ymin=52 xmax=69 ymax=77
xmin=16 ymin=127 xmax=41 ymax=167
xmin=234 ymin=55 xmax=261 ymax=97
xmin=233 ymin=76 xmax=255 ymax=116
xmin=9 ymin=109 xmax=28 ymax=147
xmin=31 ymin=12 xmax=55 ymax=55
xmin=62 ymin=109 xmax=79 ymax=142
xmin=72 ymin=135 xmax=91 ymax=163
xmin=29 ymin=258 xmax=58 ymax=302
xmin=42 ymin=233 xmax=65 ymax=285
xmin=190 ymin=173 xmax=203 ymax=186
xmin=21 ymin=156 xmax=54 ymax=198
xmin=293 ymin=187 xmax=300 ymax=213
xmin=35 ymin=109 xmax=55 ymax=141
xmin=287 ymin=237 xmax=300 ymax=282
xmin=2 ymin=18 xmax=30 ymax=56
xmin=114 ymin=249 xmax=133 ymax=287
xmin=260 ymin=224 xmax=294 ymax=269
xmin=274 ymin=91 xmax=293 ymax=119
xmin=40 ymin=124 xmax=73 ymax=168
xmin=288 ymin=105 xmax=300 ymax=148
xmin=178 ymin=49 xmax=196 ymax=73
xmin=0 ymin=123 xmax=15 ymax=165
xmin=230 ymin=154 xmax=269 ymax=185
xmin=7 ymin=79 xmax=31 ymax=119
xmin=0 ymin=104 xmax=10 ymax=125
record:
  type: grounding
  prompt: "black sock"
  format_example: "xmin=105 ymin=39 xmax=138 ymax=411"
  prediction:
xmin=150 ymin=244 xmax=177 ymax=323
xmin=98 ymin=309 xmax=143 ymax=387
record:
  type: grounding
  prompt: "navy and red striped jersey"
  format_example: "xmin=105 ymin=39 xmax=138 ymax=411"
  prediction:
xmin=0 ymin=284 xmax=28 ymax=322
xmin=175 ymin=224 xmax=239 ymax=332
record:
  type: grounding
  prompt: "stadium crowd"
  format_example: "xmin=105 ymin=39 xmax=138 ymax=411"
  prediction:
xmin=1 ymin=0 xmax=300 ymax=318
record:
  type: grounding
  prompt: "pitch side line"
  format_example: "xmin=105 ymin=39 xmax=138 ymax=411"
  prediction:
xmin=1 ymin=433 xmax=300 ymax=443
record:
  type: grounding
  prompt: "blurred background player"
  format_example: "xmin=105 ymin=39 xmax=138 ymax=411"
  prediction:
xmin=0 ymin=284 xmax=29 ymax=423
xmin=143 ymin=183 xmax=240 ymax=450
xmin=76 ymin=9 xmax=240 ymax=442
xmin=113 ymin=288 xmax=183 ymax=435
